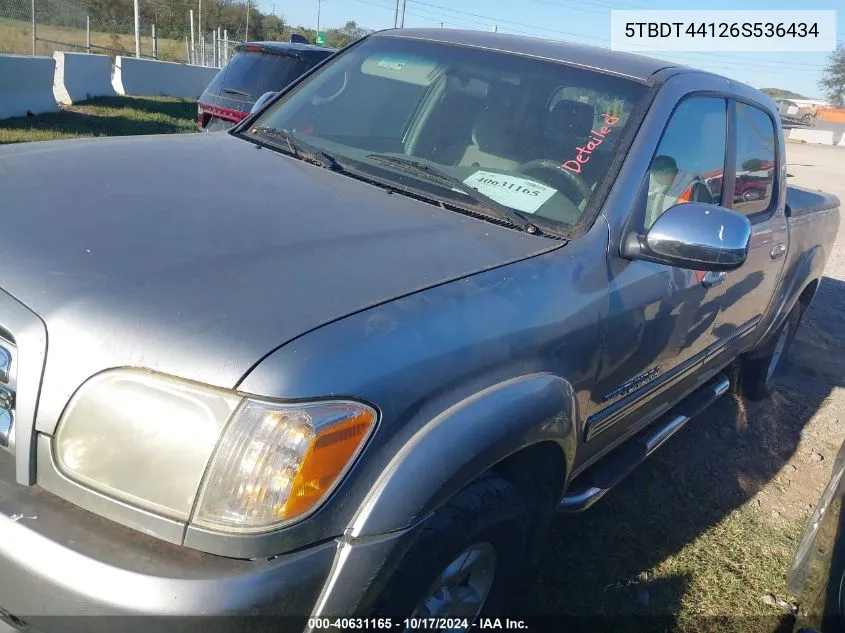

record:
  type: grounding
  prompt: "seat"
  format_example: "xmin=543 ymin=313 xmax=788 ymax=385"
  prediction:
xmin=458 ymin=104 xmax=522 ymax=171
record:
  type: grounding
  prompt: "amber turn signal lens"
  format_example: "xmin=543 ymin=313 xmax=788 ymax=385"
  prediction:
xmin=192 ymin=400 xmax=377 ymax=534
xmin=284 ymin=411 xmax=375 ymax=518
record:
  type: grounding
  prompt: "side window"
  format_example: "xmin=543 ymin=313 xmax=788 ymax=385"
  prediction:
xmin=731 ymin=102 xmax=776 ymax=217
xmin=644 ymin=97 xmax=727 ymax=229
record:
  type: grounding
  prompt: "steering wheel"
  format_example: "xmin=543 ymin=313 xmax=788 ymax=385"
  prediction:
xmin=518 ymin=159 xmax=593 ymax=204
xmin=310 ymin=70 xmax=349 ymax=106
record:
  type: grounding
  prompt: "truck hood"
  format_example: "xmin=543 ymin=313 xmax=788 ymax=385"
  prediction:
xmin=0 ymin=132 xmax=557 ymax=428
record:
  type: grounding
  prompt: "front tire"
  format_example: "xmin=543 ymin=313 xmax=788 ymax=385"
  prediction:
xmin=741 ymin=304 xmax=801 ymax=400
xmin=370 ymin=474 xmax=530 ymax=631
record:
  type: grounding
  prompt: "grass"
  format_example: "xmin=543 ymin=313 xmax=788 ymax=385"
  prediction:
xmin=510 ymin=371 xmax=832 ymax=633
xmin=517 ymin=508 xmax=806 ymax=633
xmin=0 ymin=17 xmax=188 ymax=61
xmin=0 ymin=95 xmax=197 ymax=144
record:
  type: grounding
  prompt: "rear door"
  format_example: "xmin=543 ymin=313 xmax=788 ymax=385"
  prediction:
xmin=701 ymin=100 xmax=788 ymax=369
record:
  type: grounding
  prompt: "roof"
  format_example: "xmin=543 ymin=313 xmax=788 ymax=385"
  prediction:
xmin=373 ymin=29 xmax=684 ymax=81
xmin=240 ymin=41 xmax=337 ymax=54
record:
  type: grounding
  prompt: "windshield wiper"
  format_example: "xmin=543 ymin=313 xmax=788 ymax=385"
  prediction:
xmin=254 ymin=127 xmax=343 ymax=171
xmin=223 ymin=87 xmax=252 ymax=97
xmin=365 ymin=154 xmax=539 ymax=234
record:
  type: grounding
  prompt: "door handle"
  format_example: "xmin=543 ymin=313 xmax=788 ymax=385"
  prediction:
xmin=770 ymin=243 xmax=787 ymax=259
xmin=701 ymin=271 xmax=727 ymax=288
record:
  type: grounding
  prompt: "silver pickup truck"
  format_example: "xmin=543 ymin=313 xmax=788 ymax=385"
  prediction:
xmin=0 ymin=28 xmax=840 ymax=633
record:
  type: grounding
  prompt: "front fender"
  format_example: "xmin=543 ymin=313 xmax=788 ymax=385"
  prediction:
xmin=348 ymin=372 xmax=576 ymax=539
xmin=307 ymin=373 xmax=575 ymax=621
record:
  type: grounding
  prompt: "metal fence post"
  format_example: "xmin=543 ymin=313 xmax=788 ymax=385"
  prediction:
xmin=223 ymin=29 xmax=228 ymax=63
xmin=133 ymin=0 xmax=140 ymax=58
xmin=152 ymin=24 xmax=157 ymax=59
xmin=30 ymin=0 xmax=35 ymax=54
xmin=217 ymin=26 xmax=221 ymax=66
xmin=86 ymin=15 xmax=91 ymax=53
xmin=185 ymin=36 xmax=189 ymax=64
xmin=189 ymin=9 xmax=195 ymax=65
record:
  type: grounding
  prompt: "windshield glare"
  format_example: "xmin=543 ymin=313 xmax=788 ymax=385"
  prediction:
xmin=252 ymin=36 xmax=647 ymax=229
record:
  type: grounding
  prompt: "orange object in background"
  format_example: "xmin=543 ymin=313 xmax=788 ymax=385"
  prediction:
xmin=818 ymin=107 xmax=845 ymax=123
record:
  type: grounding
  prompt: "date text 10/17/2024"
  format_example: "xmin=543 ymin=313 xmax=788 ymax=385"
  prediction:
xmin=307 ymin=618 xmax=529 ymax=630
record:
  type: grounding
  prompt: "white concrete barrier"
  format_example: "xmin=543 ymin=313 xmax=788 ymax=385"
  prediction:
xmin=112 ymin=57 xmax=219 ymax=99
xmin=0 ymin=54 xmax=58 ymax=120
xmin=53 ymin=52 xmax=117 ymax=104
xmin=838 ymin=133 xmax=845 ymax=147
xmin=789 ymin=128 xmax=835 ymax=146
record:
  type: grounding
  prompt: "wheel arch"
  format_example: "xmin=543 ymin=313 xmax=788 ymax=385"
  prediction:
xmin=755 ymin=244 xmax=825 ymax=350
xmin=347 ymin=373 xmax=577 ymax=539
xmin=307 ymin=373 xmax=577 ymax=622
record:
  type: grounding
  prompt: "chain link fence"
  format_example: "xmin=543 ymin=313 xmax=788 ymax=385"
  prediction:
xmin=0 ymin=0 xmax=240 ymax=65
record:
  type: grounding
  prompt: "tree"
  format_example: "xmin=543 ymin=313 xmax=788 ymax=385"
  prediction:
xmin=742 ymin=158 xmax=764 ymax=172
xmin=340 ymin=20 xmax=370 ymax=41
xmin=324 ymin=20 xmax=372 ymax=48
xmin=259 ymin=14 xmax=285 ymax=41
xmin=819 ymin=44 xmax=845 ymax=107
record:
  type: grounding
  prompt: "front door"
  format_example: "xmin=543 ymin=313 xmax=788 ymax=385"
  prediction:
xmin=584 ymin=96 xmax=731 ymax=448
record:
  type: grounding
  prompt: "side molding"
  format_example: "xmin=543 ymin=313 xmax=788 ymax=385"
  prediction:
xmin=347 ymin=373 xmax=576 ymax=539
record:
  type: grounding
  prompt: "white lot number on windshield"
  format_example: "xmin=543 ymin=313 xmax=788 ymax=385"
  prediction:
xmin=462 ymin=171 xmax=557 ymax=214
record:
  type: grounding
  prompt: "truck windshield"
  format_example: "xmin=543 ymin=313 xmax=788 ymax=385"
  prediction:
xmin=250 ymin=36 xmax=648 ymax=230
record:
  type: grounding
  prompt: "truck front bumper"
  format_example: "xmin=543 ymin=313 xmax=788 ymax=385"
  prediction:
xmin=0 ymin=450 xmax=338 ymax=633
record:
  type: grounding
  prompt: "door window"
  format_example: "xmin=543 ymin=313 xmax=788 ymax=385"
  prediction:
xmin=731 ymin=102 xmax=777 ymax=217
xmin=644 ymin=97 xmax=728 ymax=229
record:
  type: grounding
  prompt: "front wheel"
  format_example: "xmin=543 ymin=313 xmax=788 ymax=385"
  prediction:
xmin=740 ymin=304 xmax=801 ymax=400
xmin=370 ymin=474 xmax=531 ymax=631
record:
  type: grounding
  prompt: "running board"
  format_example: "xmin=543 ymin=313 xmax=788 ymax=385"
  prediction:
xmin=557 ymin=372 xmax=731 ymax=513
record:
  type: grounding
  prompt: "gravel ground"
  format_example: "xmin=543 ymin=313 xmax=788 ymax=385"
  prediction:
xmin=752 ymin=143 xmax=845 ymax=525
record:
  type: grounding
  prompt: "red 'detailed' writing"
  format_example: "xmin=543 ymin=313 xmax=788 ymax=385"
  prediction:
xmin=561 ymin=113 xmax=620 ymax=174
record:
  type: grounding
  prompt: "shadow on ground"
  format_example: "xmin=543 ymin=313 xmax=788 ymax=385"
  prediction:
xmin=513 ymin=275 xmax=845 ymax=633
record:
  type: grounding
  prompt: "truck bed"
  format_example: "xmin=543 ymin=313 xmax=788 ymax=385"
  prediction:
xmin=786 ymin=185 xmax=841 ymax=218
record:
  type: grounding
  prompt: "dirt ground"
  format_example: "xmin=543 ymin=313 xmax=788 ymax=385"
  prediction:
xmin=517 ymin=142 xmax=845 ymax=631
xmin=752 ymin=144 xmax=845 ymax=527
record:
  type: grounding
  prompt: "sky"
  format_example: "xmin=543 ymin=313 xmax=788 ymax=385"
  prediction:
xmin=256 ymin=0 xmax=843 ymax=98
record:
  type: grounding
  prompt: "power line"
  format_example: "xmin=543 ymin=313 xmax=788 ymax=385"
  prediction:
xmin=353 ymin=0 xmax=470 ymax=28
xmin=523 ymin=0 xmax=648 ymax=17
xmin=358 ymin=0 xmax=829 ymax=74
xmin=404 ymin=0 xmax=828 ymax=70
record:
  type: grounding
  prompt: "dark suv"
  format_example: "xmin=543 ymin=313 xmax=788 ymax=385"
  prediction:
xmin=197 ymin=41 xmax=335 ymax=131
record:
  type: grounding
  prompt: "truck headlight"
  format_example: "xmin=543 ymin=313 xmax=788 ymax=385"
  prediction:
xmin=54 ymin=369 xmax=376 ymax=533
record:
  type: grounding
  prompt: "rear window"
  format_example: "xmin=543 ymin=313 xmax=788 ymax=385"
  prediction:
xmin=209 ymin=51 xmax=310 ymax=99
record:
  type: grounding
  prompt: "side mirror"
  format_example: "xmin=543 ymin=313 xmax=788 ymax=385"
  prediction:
xmin=622 ymin=202 xmax=751 ymax=272
xmin=250 ymin=91 xmax=278 ymax=115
